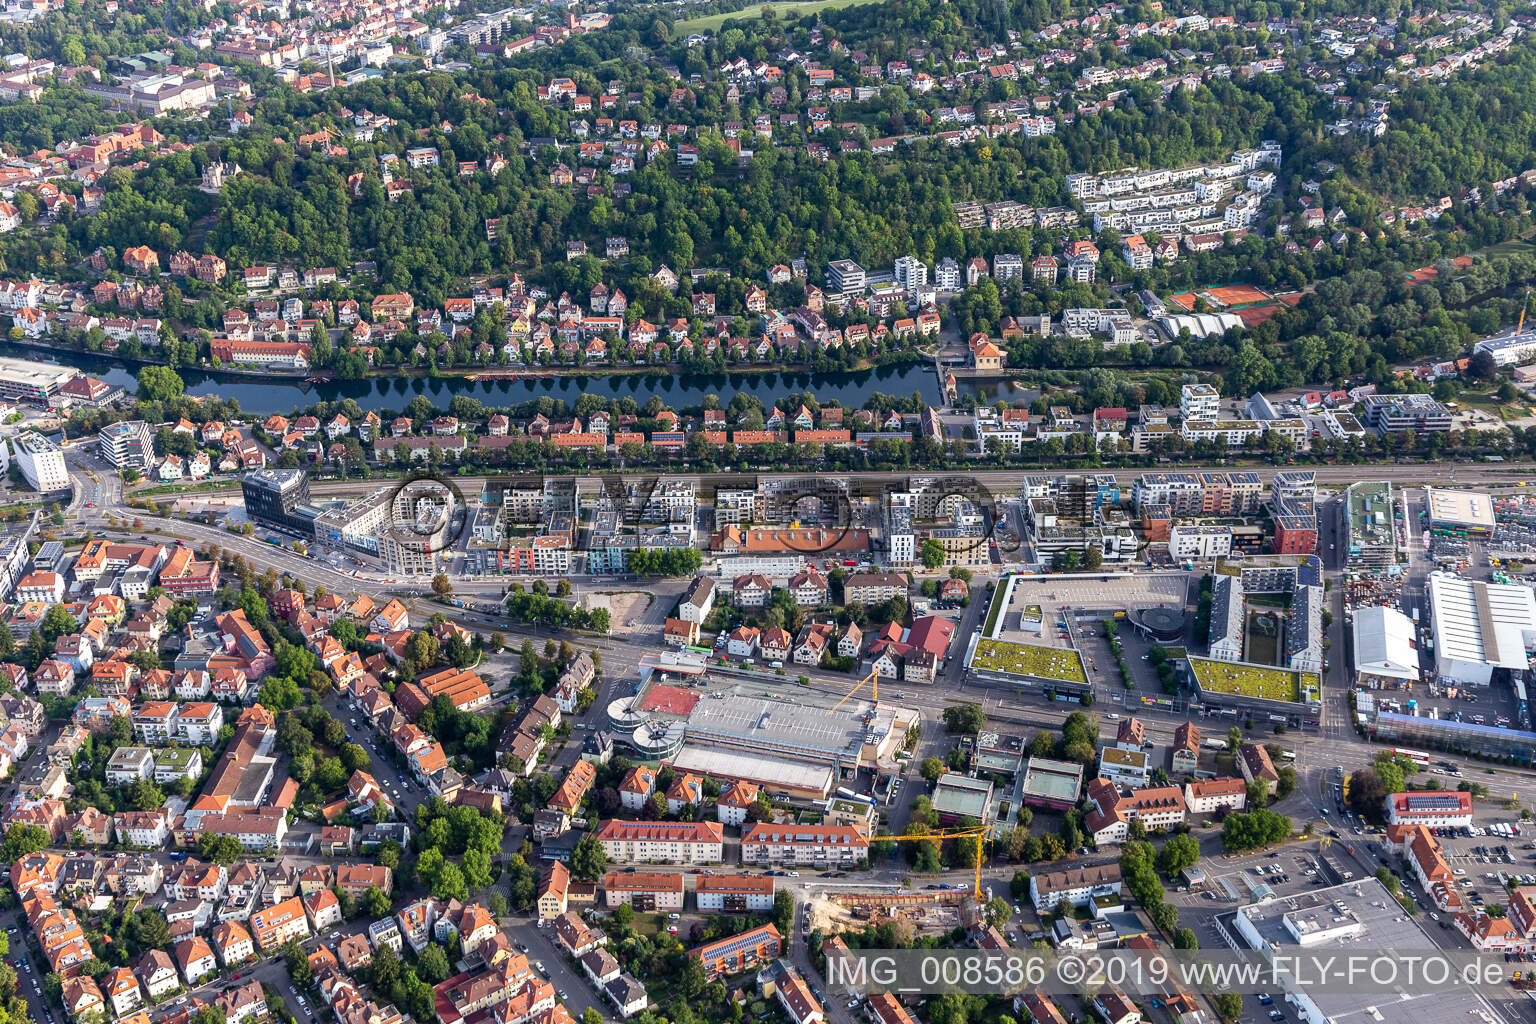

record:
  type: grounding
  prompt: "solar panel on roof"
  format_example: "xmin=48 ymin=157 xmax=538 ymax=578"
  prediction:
xmin=1401 ymin=793 xmax=1465 ymax=809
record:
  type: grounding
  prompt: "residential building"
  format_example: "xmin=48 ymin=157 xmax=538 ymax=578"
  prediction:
xmin=739 ymin=824 xmax=869 ymax=866
xmin=695 ymin=874 xmax=775 ymax=913
xmin=592 ymin=820 xmax=725 ymax=864
xmin=602 ymin=872 xmax=685 ymax=911
xmin=1028 ymin=863 xmax=1123 ymax=914
xmin=690 ymin=924 xmax=782 ymax=981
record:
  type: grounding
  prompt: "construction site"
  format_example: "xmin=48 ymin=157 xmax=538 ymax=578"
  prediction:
xmin=805 ymin=888 xmax=981 ymax=938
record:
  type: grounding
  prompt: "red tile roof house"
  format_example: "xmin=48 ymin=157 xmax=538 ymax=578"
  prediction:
xmin=173 ymin=935 xmax=218 ymax=986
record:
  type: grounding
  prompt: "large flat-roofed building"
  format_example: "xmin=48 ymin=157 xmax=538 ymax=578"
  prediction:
xmin=1427 ymin=572 xmax=1536 ymax=685
xmin=1474 ymin=328 xmax=1536 ymax=367
xmin=378 ymin=477 xmax=456 ymax=575
xmin=1425 ymin=487 xmax=1496 ymax=538
xmin=1234 ymin=877 xmax=1503 ymax=1024
xmin=0 ymin=358 xmax=79 ymax=404
xmin=1361 ymin=393 xmax=1452 ymax=434
xmin=825 ymin=260 xmax=865 ymax=294
xmin=1372 ymin=711 xmax=1536 ymax=762
xmin=967 ymin=636 xmax=1091 ymax=696
xmin=930 ymin=773 xmax=994 ymax=824
xmin=1351 ymin=605 xmax=1420 ymax=687
xmin=1345 ymin=481 xmax=1399 ymax=568
xmin=1207 ymin=557 xmax=1324 ymax=675
xmin=1019 ymin=757 xmax=1085 ymax=811
xmin=670 ymin=692 xmax=917 ymax=799
xmin=314 ymin=487 xmax=393 ymax=553
xmin=1187 ymin=656 xmax=1321 ymax=729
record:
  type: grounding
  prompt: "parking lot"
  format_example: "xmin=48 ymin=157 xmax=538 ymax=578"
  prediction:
xmin=1017 ymin=572 xmax=1191 ymax=615
xmin=989 ymin=572 xmax=1193 ymax=708
xmin=1358 ymin=670 xmax=1531 ymax=733
xmin=1166 ymin=846 xmax=1347 ymax=1024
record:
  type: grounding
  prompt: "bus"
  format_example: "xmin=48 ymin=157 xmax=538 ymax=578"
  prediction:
xmin=1276 ymin=749 xmax=1297 ymax=763
xmin=1387 ymin=747 xmax=1432 ymax=769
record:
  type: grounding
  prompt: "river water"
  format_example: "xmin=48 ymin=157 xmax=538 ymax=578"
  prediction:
xmin=5 ymin=344 xmax=992 ymax=415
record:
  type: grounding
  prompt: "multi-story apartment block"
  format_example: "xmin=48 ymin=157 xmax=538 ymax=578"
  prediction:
xmin=98 ymin=420 xmax=155 ymax=471
xmin=695 ymin=874 xmax=776 ymax=913
xmin=739 ymin=824 xmax=870 ymax=866
xmin=1028 ymin=863 xmax=1122 ymax=914
xmin=1179 ymin=383 xmax=1220 ymax=423
xmin=1183 ymin=777 xmax=1248 ymax=815
xmin=893 ymin=255 xmax=927 ymax=290
xmin=592 ymin=820 xmax=724 ymax=863
xmin=689 ymin=924 xmax=782 ymax=981
xmin=1360 ymin=393 xmax=1452 ymax=434
xmin=601 ymin=872 xmax=685 ymax=911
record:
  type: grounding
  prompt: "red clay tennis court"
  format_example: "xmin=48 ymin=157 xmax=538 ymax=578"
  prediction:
xmin=1203 ymin=283 xmax=1273 ymax=305
xmin=1236 ymin=304 xmax=1283 ymax=327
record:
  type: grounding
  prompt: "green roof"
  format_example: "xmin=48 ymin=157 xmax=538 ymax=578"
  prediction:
xmin=1188 ymin=656 xmax=1320 ymax=705
xmin=970 ymin=639 xmax=1087 ymax=683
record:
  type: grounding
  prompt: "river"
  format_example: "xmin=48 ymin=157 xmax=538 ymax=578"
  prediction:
xmin=3 ymin=344 xmax=1004 ymax=414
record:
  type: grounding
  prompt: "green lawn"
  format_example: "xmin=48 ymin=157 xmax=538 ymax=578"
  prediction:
xmin=674 ymin=0 xmax=882 ymax=34
xmin=1246 ymin=629 xmax=1279 ymax=667
xmin=1476 ymin=237 xmax=1536 ymax=259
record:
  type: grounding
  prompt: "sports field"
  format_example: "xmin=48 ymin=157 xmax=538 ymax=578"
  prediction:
xmin=1167 ymin=284 xmax=1275 ymax=312
xmin=1203 ymin=284 xmax=1272 ymax=306
xmin=674 ymin=0 xmax=879 ymax=33
xmin=1235 ymin=304 xmax=1282 ymax=327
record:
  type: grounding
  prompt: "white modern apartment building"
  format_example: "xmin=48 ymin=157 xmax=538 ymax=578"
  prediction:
xmin=1180 ymin=383 xmax=1221 ymax=422
xmin=14 ymin=432 xmax=67 ymax=492
xmin=893 ymin=255 xmax=928 ymax=290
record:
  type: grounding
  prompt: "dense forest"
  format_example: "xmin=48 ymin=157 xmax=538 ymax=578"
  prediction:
xmin=0 ymin=0 xmax=1535 ymax=392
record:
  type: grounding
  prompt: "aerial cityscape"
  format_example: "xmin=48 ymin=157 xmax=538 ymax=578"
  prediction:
xmin=3 ymin=0 xmax=1536 ymax=1023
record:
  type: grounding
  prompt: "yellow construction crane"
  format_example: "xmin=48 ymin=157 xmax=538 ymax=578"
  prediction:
xmin=828 ymin=667 xmax=880 ymax=714
xmin=880 ymin=825 xmax=994 ymax=904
